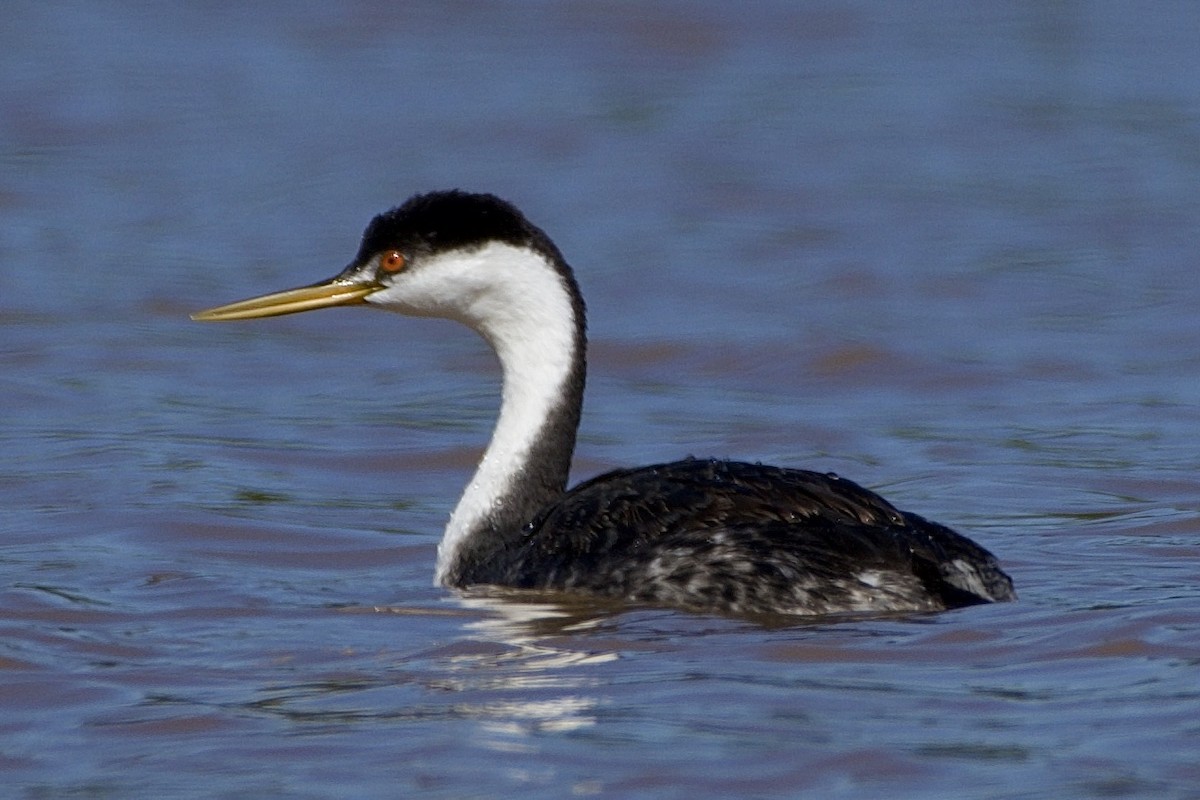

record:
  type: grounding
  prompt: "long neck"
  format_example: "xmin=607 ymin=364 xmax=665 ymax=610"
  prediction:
xmin=433 ymin=244 xmax=586 ymax=586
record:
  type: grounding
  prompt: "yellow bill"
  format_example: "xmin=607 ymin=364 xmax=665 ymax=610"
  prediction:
xmin=191 ymin=279 xmax=380 ymax=321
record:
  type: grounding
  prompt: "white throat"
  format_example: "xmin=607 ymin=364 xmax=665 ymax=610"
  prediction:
xmin=367 ymin=242 xmax=580 ymax=584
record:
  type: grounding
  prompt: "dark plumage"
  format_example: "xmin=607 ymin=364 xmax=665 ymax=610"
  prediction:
xmin=446 ymin=457 xmax=1014 ymax=615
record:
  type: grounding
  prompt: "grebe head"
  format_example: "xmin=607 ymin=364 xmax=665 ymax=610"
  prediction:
xmin=191 ymin=190 xmax=578 ymax=331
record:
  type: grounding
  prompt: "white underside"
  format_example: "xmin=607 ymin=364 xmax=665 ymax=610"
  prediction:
xmin=362 ymin=242 xmax=578 ymax=584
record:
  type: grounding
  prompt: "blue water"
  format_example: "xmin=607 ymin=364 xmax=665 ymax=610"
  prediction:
xmin=3 ymin=2 xmax=1200 ymax=797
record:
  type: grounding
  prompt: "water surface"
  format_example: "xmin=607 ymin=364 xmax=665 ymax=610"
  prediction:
xmin=2 ymin=3 xmax=1199 ymax=798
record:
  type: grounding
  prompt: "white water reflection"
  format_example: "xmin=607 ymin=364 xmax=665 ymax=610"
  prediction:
xmin=366 ymin=595 xmax=619 ymax=748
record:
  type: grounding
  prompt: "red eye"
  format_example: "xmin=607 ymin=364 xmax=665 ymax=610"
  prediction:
xmin=380 ymin=250 xmax=406 ymax=273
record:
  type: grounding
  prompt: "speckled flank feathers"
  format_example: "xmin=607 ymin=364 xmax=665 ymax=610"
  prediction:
xmin=445 ymin=458 xmax=1013 ymax=615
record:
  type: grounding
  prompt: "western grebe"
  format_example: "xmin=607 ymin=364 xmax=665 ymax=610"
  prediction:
xmin=193 ymin=190 xmax=1015 ymax=616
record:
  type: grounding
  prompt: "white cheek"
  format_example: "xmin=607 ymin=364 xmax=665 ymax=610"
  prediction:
xmin=365 ymin=243 xmax=569 ymax=336
xmin=368 ymin=262 xmax=473 ymax=319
